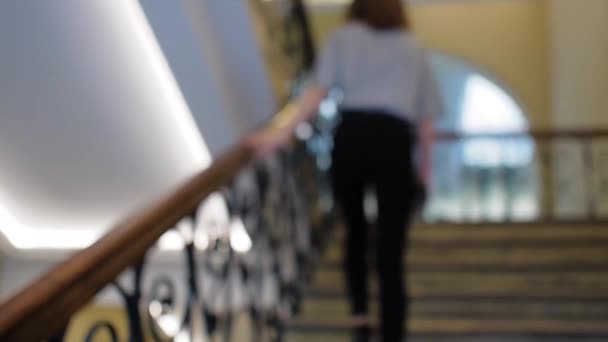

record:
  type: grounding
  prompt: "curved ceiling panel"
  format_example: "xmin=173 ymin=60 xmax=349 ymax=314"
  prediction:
xmin=0 ymin=1 xmax=210 ymax=249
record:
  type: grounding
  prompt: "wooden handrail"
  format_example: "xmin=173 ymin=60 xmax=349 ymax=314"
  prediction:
xmin=0 ymin=143 xmax=253 ymax=341
xmin=435 ymin=129 xmax=608 ymax=141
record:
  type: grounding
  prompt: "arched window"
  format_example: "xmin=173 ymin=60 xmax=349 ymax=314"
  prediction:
xmin=426 ymin=54 xmax=539 ymax=222
xmin=460 ymin=74 xmax=534 ymax=168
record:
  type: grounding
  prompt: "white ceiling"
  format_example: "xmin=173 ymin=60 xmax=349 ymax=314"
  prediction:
xmin=0 ymin=1 xmax=209 ymax=250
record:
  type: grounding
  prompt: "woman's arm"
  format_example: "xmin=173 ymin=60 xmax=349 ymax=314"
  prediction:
xmin=246 ymin=86 xmax=327 ymax=157
xmin=274 ymin=86 xmax=327 ymax=135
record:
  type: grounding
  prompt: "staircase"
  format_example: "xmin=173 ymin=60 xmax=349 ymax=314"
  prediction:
xmin=286 ymin=222 xmax=608 ymax=341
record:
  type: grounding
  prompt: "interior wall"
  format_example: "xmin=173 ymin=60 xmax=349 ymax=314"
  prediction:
xmin=141 ymin=0 xmax=277 ymax=155
xmin=140 ymin=0 xmax=239 ymax=155
xmin=549 ymin=0 xmax=608 ymax=129
xmin=190 ymin=0 xmax=277 ymax=130
xmin=0 ymin=0 xmax=278 ymax=297
xmin=0 ymin=0 xmax=211 ymax=232
xmin=307 ymin=0 xmax=551 ymax=128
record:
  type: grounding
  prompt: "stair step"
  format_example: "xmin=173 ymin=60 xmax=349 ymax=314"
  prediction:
xmin=330 ymin=223 xmax=608 ymax=247
xmin=323 ymin=246 xmax=608 ymax=271
xmin=299 ymin=297 xmax=608 ymax=320
xmin=294 ymin=223 xmax=608 ymax=340
xmin=287 ymin=318 xmax=608 ymax=336
xmin=311 ymin=271 xmax=608 ymax=299
xmin=286 ymin=333 xmax=606 ymax=342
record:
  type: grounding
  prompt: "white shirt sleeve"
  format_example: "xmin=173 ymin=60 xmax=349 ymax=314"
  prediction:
xmin=312 ymin=33 xmax=340 ymax=90
xmin=416 ymin=50 xmax=443 ymax=120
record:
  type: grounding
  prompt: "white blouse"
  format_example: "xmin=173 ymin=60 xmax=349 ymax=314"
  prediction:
xmin=313 ymin=22 xmax=442 ymax=122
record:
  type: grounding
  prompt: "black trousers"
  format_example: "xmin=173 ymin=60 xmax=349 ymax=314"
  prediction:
xmin=330 ymin=110 xmax=421 ymax=342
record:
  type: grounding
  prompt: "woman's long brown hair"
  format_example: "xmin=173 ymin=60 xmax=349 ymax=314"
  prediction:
xmin=347 ymin=0 xmax=410 ymax=30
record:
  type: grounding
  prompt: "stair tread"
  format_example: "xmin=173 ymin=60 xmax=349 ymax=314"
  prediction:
xmin=288 ymin=318 xmax=608 ymax=335
xmin=311 ymin=271 xmax=608 ymax=299
xmin=299 ymin=298 xmax=608 ymax=320
xmin=329 ymin=224 xmax=608 ymax=247
xmin=323 ymin=246 xmax=608 ymax=271
xmin=286 ymin=334 xmax=607 ymax=342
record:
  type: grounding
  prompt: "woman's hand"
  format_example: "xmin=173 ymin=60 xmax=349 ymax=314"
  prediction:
xmin=244 ymin=87 xmax=326 ymax=159
xmin=244 ymin=127 xmax=291 ymax=159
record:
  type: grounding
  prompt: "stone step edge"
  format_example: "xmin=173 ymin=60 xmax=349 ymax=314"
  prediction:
xmin=287 ymin=318 xmax=608 ymax=335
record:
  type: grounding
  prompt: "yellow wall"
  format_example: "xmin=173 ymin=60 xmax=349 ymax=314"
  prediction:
xmin=549 ymin=0 xmax=608 ymax=129
xmin=308 ymin=0 xmax=551 ymax=128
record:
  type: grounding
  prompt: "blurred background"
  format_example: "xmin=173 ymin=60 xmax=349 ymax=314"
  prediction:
xmin=0 ymin=0 xmax=606 ymax=341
